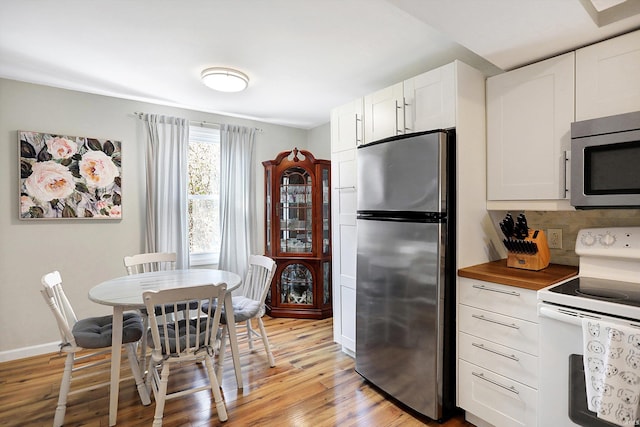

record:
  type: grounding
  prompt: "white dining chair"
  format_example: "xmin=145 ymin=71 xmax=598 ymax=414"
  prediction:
xmin=123 ymin=252 xmax=177 ymax=372
xmin=124 ymin=252 xmax=177 ymax=274
xmin=143 ymin=283 xmax=228 ymax=426
xmin=214 ymin=255 xmax=277 ymax=381
xmin=40 ymin=270 xmax=150 ymax=427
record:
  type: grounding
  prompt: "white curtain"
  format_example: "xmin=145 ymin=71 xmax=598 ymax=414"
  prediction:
xmin=218 ymin=124 xmax=257 ymax=279
xmin=138 ymin=114 xmax=189 ymax=269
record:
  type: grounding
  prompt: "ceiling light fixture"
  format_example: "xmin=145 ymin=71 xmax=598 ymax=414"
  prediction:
xmin=201 ymin=67 xmax=249 ymax=92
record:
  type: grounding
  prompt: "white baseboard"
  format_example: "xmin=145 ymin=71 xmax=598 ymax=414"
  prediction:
xmin=465 ymin=412 xmax=494 ymax=427
xmin=0 ymin=342 xmax=59 ymax=363
xmin=341 ymin=345 xmax=355 ymax=358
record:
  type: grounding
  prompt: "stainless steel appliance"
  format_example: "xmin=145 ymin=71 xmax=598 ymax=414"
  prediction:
xmin=538 ymin=227 xmax=640 ymax=426
xmin=571 ymin=110 xmax=640 ymax=209
xmin=355 ymin=129 xmax=455 ymax=421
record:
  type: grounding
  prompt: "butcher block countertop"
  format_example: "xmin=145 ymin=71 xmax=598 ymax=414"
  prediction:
xmin=458 ymin=259 xmax=579 ymax=291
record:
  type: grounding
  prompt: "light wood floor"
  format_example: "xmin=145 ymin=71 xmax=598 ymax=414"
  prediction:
xmin=0 ymin=316 xmax=475 ymax=427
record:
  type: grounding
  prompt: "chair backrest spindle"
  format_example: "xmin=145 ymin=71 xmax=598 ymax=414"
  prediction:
xmin=124 ymin=252 xmax=176 ymax=275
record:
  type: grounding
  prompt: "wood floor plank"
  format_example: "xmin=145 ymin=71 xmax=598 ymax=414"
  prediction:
xmin=0 ymin=316 xmax=474 ymax=427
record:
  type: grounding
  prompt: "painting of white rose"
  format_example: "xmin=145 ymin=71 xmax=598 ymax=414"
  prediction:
xmin=19 ymin=131 xmax=122 ymax=219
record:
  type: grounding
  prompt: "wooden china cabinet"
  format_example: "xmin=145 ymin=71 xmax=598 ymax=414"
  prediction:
xmin=263 ymin=148 xmax=332 ymax=319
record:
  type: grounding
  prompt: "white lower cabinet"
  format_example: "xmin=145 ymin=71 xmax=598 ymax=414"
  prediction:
xmin=459 ymin=360 xmax=537 ymax=427
xmin=458 ymin=278 xmax=539 ymax=426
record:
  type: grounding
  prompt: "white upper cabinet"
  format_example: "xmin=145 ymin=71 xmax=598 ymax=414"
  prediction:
xmin=576 ymin=29 xmax=640 ymax=121
xmin=486 ymin=52 xmax=575 ymax=204
xmin=362 ymin=64 xmax=457 ymax=145
xmin=363 ymin=82 xmax=404 ymax=144
xmin=331 ymin=98 xmax=363 ymax=153
xmin=404 ymin=62 xmax=456 ymax=132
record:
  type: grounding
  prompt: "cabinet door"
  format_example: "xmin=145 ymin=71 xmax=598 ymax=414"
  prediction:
xmin=404 ymin=62 xmax=455 ymax=132
xmin=487 ymin=52 xmax=574 ymax=200
xmin=459 ymin=360 xmax=537 ymax=427
xmin=576 ymin=29 xmax=640 ymax=121
xmin=331 ymin=149 xmax=357 ymax=353
xmin=278 ymin=166 xmax=313 ymax=255
xmin=363 ymin=82 xmax=404 ymax=144
xmin=331 ymin=99 xmax=363 ymax=153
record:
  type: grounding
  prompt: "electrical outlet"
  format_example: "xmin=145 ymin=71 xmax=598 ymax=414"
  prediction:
xmin=547 ymin=228 xmax=563 ymax=249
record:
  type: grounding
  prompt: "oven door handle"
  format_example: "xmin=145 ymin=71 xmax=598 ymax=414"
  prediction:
xmin=539 ymin=305 xmax=600 ymax=326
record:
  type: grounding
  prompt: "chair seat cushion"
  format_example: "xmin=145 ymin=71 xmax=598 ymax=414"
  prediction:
xmin=148 ymin=317 xmax=212 ymax=354
xmin=202 ymin=297 xmax=262 ymax=324
xmin=72 ymin=312 xmax=143 ymax=348
xmin=223 ymin=296 xmax=261 ymax=323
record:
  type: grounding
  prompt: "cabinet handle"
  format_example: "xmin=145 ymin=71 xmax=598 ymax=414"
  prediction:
xmin=334 ymin=186 xmax=356 ymax=190
xmin=472 ymin=342 xmax=519 ymax=362
xmin=355 ymin=114 xmax=362 ymax=145
xmin=403 ymin=98 xmax=411 ymax=132
xmin=472 ymin=284 xmax=520 ymax=297
xmin=563 ymin=150 xmax=570 ymax=198
xmin=472 ymin=371 xmax=520 ymax=395
xmin=472 ymin=314 xmax=520 ymax=329
xmin=395 ymin=100 xmax=404 ymax=135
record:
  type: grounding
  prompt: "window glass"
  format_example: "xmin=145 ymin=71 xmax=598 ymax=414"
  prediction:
xmin=188 ymin=126 xmax=220 ymax=265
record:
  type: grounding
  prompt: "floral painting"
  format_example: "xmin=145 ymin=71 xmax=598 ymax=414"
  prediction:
xmin=19 ymin=131 xmax=122 ymax=219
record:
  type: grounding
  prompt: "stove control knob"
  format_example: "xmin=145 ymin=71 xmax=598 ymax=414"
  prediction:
xmin=601 ymin=232 xmax=616 ymax=247
xmin=581 ymin=233 xmax=597 ymax=246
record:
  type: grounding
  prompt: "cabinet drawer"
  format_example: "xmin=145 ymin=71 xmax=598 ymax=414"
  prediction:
xmin=458 ymin=278 xmax=538 ymax=322
xmin=458 ymin=304 xmax=539 ymax=356
xmin=459 ymin=332 xmax=538 ymax=388
xmin=459 ymin=360 xmax=537 ymax=427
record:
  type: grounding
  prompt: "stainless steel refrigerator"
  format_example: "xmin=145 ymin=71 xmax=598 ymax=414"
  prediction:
xmin=355 ymin=129 xmax=456 ymax=421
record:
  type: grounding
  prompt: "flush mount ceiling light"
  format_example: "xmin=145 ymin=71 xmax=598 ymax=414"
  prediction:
xmin=201 ymin=67 xmax=249 ymax=92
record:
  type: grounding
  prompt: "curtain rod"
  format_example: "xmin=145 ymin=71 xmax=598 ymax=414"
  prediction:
xmin=133 ymin=112 xmax=263 ymax=133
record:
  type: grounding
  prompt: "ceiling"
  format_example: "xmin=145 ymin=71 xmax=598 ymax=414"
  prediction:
xmin=1 ymin=0 xmax=640 ymax=130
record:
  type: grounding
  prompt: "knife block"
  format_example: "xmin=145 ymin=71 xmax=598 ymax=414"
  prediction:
xmin=506 ymin=229 xmax=551 ymax=271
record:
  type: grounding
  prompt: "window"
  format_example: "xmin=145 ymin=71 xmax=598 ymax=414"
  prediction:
xmin=188 ymin=126 xmax=220 ymax=265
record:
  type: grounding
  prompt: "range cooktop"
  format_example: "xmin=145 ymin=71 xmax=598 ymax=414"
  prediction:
xmin=538 ymin=227 xmax=640 ymax=320
xmin=549 ymin=277 xmax=640 ymax=308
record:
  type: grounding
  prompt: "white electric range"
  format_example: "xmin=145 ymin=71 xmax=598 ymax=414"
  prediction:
xmin=538 ymin=227 xmax=640 ymax=426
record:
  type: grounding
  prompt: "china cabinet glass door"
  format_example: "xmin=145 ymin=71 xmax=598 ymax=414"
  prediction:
xmin=280 ymin=166 xmax=313 ymax=254
xmin=266 ymin=169 xmax=272 ymax=254
xmin=322 ymin=167 xmax=330 ymax=255
xmin=280 ymin=263 xmax=313 ymax=305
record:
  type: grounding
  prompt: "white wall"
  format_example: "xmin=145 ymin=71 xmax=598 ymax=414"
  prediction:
xmin=306 ymin=122 xmax=330 ymax=160
xmin=0 ymin=78 xmax=327 ymax=360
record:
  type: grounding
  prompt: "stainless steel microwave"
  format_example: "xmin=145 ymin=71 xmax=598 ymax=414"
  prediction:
xmin=571 ymin=111 xmax=640 ymax=209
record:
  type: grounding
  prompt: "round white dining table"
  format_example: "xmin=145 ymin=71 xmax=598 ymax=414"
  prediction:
xmin=89 ymin=269 xmax=242 ymax=426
